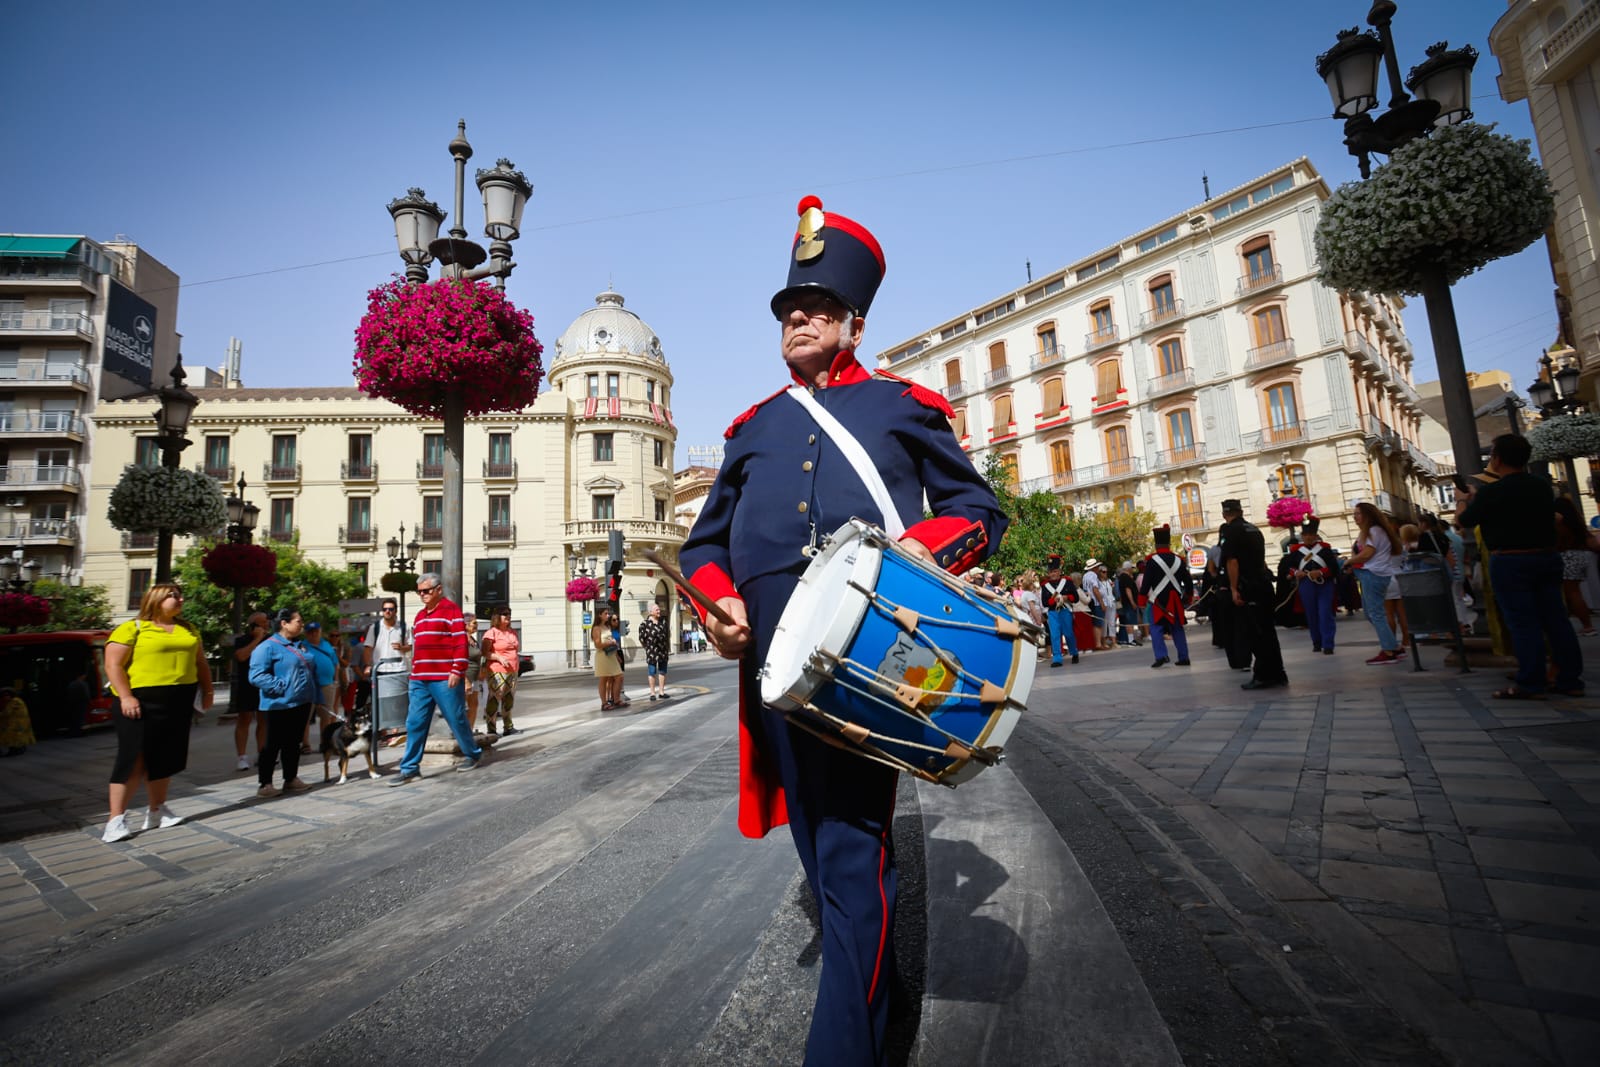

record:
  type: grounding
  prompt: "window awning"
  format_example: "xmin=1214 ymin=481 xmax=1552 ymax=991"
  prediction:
xmin=0 ymin=236 xmax=82 ymax=259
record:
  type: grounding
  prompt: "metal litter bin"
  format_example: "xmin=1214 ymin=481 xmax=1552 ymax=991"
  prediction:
xmin=1395 ymin=552 xmax=1469 ymax=673
xmin=372 ymin=661 xmax=410 ymax=732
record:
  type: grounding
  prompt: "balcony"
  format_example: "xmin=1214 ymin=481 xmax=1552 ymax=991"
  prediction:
xmin=1084 ymin=325 xmax=1121 ymax=352
xmin=1241 ymin=422 xmax=1308 ymax=451
xmin=1146 ymin=367 xmax=1196 ymax=400
xmin=1344 ymin=329 xmax=1378 ymax=368
xmin=263 ymin=461 xmax=301 ymax=483
xmin=1152 ymin=443 xmax=1207 ymax=470
xmin=940 ymin=380 xmax=970 ymax=401
xmin=1076 ymin=457 xmax=1143 ymax=486
xmin=1404 ymin=441 xmax=1441 ymax=480
xmin=0 ymin=309 xmax=95 ymax=340
xmin=1392 ymin=374 xmax=1422 ymax=409
xmin=989 ymin=422 xmax=1018 ymax=442
xmin=483 ymin=522 xmax=516 ymax=543
xmin=1030 ymin=344 xmax=1065 ymax=370
xmin=563 ymin=518 xmax=690 ymax=543
xmin=418 ymin=524 xmax=443 ymax=544
xmin=1237 ymin=266 xmax=1283 ymax=296
xmin=0 ymin=259 xmax=98 ymax=289
xmin=1362 ymin=414 xmax=1402 ymax=455
xmin=338 ymin=525 xmax=374 ymax=546
xmin=1243 ymin=338 xmax=1296 ymax=371
xmin=1540 ymin=0 xmax=1600 ymax=82
xmin=0 ymin=362 xmax=90 ymax=388
xmin=983 ymin=365 xmax=1014 ymax=388
xmin=484 ymin=460 xmax=517 ymax=479
xmin=1034 ymin=406 xmax=1071 ymax=430
xmin=267 ymin=528 xmax=295 ymax=544
xmin=0 ymin=413 xmax=86 ymax=438
xmin=418 ymin=461 xmax=444 ymax=480
xmin=0 ymin=518 xmax=78 ymax=545
xmin=196 ymin=461 xmax=234 ymax=482
xmin=0 ymin=464 xmax=81 ymax=490
xmin=1138 ymin=300 xmax=1186 ymax=331
xmin=341 ymin=460 xmax=378 ymax=481
xmin=121 ymin=531 xmax=156 ymax=551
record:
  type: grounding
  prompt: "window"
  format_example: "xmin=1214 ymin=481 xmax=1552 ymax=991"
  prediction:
xmin=1089 ymin=300 xmax=1114 ymax=339
xmin=422 ymin=433 xmax=444 ymax=476
xmin=1104 ymin=426 xmax=1132 ymax=474
xmin=655 ymin=498 xmax=667 ymax=522
xmin=586 ymin=373 xmax=600 ymax=398
xmin=593 ymin=494 xmax=615 ymax=520
xmin=1137 ymin=226 xmax=1179 ymax=254
xmin=1276 ymin=463 xmax=1310 ymax=499
xmin=1149 ymin=276 xmax=1176 ymax=319
xmin=127 ymin=568 xmax=151 ymax=612
xmin=1156 ymin=337 xmax=1185 ymax=377
xmin=1167 ymin=410 xmax=1197 ymax=461
xmin=645 ymin=379 xmax=657 ymax=404
xmin=347 ymin=497 xmax=371 ymax=540
xmin=1076 ymin=252 xmax=1120 ymax=281
xmin=1177 ymin=483 xmax=1204 ymax=529
xmin=1266 ymin=383 xmax=1301 ymax=442
xmin=0 ymin=348 xmax=16 ymax=377
xmin=0 ymin=302 xmax=21 ymax=329
xmin=1244 ymin=237 xmax=1276 ymax=283
xmin=943 ymin=358 xmax=962 ymax=387
xmin=135 ymin=436 xmax=160 ymax=468
xmin=1049 ymin=439 xmax=1073 ymax=485
xmin=1036 ymin=322 xmax=1058 ymax=357
xmin=999 ymin=453 xmax=1019 ymax=488
xmin=48 ymin=299 xmax=85 ymax=329
xmin=475 ymin=559 xmax=510 ymax=614
xmin=951 ymin=407 xmax=967 ymax=439
xmin=939 ymin=321 xmax=967 ymax=341
xmin=1095 ymin=359 xmax=1122 ymax=402
xmin=992 ymin=394 xmax=1014 ymax=431
xmin=1252 ymin=305 xmax=1287 ymax=346
xmin=348 ymin=562 xmax=369 ymax=590
xmin=44 ymin=349 xmax=82 ymax=380
xmin=269 ymin=498 xmax=294 ymax=542
xmin=975 ymin=299 xmax=1014 ymax=326
xmin=988 ymin=341 xmax=1007 ymax=373
xmin=1211 ymin=176 xmax=1293 ymax=221
xmin=346 ymin=433 xmax=372 ymax=477
xmin=594 ymin=433 xmax=614 ymax=462
xmin=487 ymin=432 xmax=513 ymax=477
xmin=271 ymin=434 xmax=297 ymax=471
xmin=36 ymin=449 xmax=70 ymax=480
xmin=606 ymin=373 xmax=620 ymax=398
xmin=423 ymin=559 xmax=441 ymax=576
xmin=1040 ymin=377 xmax=1065 ymax=416
xmin=489 ymin=495 xmax=511 ymax=526
xmin=654 ymin=439 xmax=666 ymax=467
xmin=204 ymin=435 xmax=230 ymax=478
xmin=423 ymin=495 xmax=443 ymax=533
xmin=1114 ymin=494 xmax=1135 ymax=513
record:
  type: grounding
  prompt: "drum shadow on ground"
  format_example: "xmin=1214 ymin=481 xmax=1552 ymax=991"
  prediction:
xmin=919 ymin=813 xmax=1028 ymax=1003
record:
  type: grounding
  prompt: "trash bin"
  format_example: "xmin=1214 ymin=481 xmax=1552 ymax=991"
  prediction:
xmin=372 ymin=661 xmax=409 ymax=732
xmin=1395 ymin=552 xmax=1469 ymax=673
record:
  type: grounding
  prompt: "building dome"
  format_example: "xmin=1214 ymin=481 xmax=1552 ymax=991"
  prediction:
xmin=553 ymin=289 xmax=666 ymax=362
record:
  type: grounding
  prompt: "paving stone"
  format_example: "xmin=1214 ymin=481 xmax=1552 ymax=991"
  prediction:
xmin=1210 ymin=788 xmax=1295 ymax=813
xmin=1505 ymin=934 xmax=1600 ymax=999
xmin=1359 ymin=915 xmax=1457 ymax=975
xmin=1435 ymin=776 xmax=1547 ymax=802
xmin=1471 ymin=1002 xmax=1555 ymax=1063
xmin=1483 ymin=879 xmax=1600 ymax=929
xmin=1451 ymin=803 xmax=1571 ymax=836
xmin=1468 ymin=838 xmax=1600 ymax=879
xmin=1321 ymin=824 xmax=1378 ymax=854
xmin=1225 ymin=961 xmax=1306 ymax=1019
xmin=1319 ymin=859 xmax=1445 ymax=910
xmin=1546 ymin=1013 xmax=1600 ymax=1067
xmin=1328 ymin=757 xmax=1408 ymax=775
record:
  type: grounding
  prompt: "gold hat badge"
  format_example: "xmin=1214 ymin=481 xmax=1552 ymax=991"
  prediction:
xmin=795 ymin=196 xmax=826 ymax=263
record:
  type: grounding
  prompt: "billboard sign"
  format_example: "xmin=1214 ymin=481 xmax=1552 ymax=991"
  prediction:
xmin=103 ymin=281 xmax=156 ymax=387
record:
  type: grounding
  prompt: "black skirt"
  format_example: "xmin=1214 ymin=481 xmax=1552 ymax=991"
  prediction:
xmin=109 ymin=684 xmax=197 ymax=783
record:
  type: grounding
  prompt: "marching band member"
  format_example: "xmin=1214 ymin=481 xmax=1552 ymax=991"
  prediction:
xmin=1283 ymin=516 xmax=1342 ymax=654
xmin=1040 ymin=554 xmax=1080 ymax=666
xmin=1139 ymin=525 xmax=1194 ymax=668
xmin=679 ymin=197 xmax=1006 ymax=1067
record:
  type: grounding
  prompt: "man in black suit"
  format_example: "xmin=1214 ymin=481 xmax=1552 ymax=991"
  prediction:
xmin=1219 ymin=498 xmax=1287 ymax=690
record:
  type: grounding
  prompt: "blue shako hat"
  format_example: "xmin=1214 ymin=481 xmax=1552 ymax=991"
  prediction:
xmin=770 ymin=195 xmax=887 ymax=319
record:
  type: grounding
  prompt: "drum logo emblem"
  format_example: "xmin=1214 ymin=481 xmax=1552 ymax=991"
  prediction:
xmin=878 ymin=632 xmax=959 ymax=710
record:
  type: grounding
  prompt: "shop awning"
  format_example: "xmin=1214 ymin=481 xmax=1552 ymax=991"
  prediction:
xmin=0 ymin=236 xmax=82 ymax=259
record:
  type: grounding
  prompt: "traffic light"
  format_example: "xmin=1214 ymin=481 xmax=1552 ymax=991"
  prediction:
xmin=605 ymin=559 xmax=623 ymax=606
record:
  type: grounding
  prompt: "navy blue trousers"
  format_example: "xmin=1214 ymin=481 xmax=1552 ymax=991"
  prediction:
xmin=1299 ymin=577 xmax=1337 ymax=651
xmin=742 ymin=570 xmax=897 ymax=1067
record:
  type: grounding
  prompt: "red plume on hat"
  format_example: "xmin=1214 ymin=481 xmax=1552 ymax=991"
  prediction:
xmin=771 ymin=196 xmax=886 ymax=319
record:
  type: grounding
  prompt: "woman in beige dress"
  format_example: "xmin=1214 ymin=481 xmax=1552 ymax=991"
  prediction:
xmin=591 ymin=610 xmax=623 ymax=709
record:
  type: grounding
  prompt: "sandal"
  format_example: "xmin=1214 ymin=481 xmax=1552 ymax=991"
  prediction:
xmin=1491 ymin=687 xmax=1545 ymax=700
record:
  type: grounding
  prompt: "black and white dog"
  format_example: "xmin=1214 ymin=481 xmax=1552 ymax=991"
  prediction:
xmin=320 ymin=705 xmax=378 ymax=784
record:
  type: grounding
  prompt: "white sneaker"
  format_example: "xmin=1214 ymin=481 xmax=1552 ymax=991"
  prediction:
xmin=102 ymin=815 xmax=130 ymax=843
xmin=235 ymin=756 xmax=251 ymax=771
xmin=142 ymin=805 xmax=183 ymax=831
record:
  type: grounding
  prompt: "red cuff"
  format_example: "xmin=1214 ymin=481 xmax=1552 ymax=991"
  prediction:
xmin=683 ymin=563 xmax=741 ymax=623
xmin=903 ymin=517 xmax=989 ymax=574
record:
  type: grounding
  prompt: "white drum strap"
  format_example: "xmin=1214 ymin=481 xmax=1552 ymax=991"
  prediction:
xmin=1149 ymin=552 xmax=1184 ymax=600
xmin=1298 ymin=544 xmax=1325 ymax=571
xmin=786 ymin=387 xmax=906 ymax=538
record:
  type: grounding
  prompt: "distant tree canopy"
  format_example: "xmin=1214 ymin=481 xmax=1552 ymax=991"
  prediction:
xmin=979 ymin=455 xmax=1156 ymax=577
xmin=18 ymin=578 xmax=113 ymax=632
xmin=174 ymin=540 xmax=369 ymax=654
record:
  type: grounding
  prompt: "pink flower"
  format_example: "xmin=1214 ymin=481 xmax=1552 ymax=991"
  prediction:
xmin=1266 ymin=496 xmax=1314 ymax=529
xmin=202 ymin=543 xmax=278 ymax=589
xmin=566 ymin=576 xmax=600 ymax=603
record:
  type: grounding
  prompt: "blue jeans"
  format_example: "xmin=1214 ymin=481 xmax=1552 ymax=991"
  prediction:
xmin=1151 ymin=620 xmax=1188 ymax=663
xmin=1045 ymin=608 xmax=1077 ymax=663
xmin=399 ymin=677 xmax=482 ymax=774
xmin=1490 ymin=552 xmax=1583 ymax=693
xmin=1299 ymin=577 xmax=1337 ymax=650
xmin=1356 ymin=568 xmax=1399 ymax=652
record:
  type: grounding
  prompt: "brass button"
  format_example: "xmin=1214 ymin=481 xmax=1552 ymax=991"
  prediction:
xmin=802 ymin=461 xmax=813 ymax=471
xmin=808 ymin=434 xmax=816 ymax=444
xmin=966 ymin=538 xmax=976 ymax=547
xmin=798 ymin=502 xmax=808 ymax=513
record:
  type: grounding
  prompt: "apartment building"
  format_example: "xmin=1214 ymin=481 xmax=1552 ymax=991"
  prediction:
xmin=0 ymin=235 xmax=181 ymax=583
xmin=875 ymin=159 xmax=1438 ymax=550
xmin=82 ymin=289 xmax=686 ymax=655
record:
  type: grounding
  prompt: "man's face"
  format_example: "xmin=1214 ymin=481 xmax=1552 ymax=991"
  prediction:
xmin=382 ymin=601 xmax=397 ymax=621
xmin=778 ymin=292 xmax=862 ymax=378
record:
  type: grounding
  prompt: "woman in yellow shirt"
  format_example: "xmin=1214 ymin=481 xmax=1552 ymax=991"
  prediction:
xmin=101 ymin=582 xmax=215 ymax=843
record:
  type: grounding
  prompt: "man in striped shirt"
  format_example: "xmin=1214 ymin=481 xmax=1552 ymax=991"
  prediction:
xmin=392 ymin=573 xmax=485 ymax=785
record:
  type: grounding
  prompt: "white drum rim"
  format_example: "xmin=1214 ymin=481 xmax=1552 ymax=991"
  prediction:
xmin=761 ymin=520 xmax=881 ymax=709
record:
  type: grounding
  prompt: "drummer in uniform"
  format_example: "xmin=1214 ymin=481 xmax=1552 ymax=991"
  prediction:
xmin=1139 ymin=524 xmax=1193 ymax=668
xmin=679 ymin=196 xmax=1006 ymax=1067
xmin=1039 ymin=554 xmax=1080 ymax=666
xmin=1281 ymin=516 xmax=1341 ymax=655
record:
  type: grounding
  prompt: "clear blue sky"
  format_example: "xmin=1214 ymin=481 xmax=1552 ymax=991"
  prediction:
xmin=2 ymin=0 xmax=1548 ymax=452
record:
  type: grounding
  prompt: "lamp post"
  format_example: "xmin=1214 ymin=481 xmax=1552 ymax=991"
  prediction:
xmin=0 ymin=551 xmax=38 ymax=593
xmin=386 ymin=523 xmax=422 ymax=624
xmin=224 ymin=474 xmax=261 ymax=635
xmin=571 ymin=552 xmax=597 ymax=668
xmin=152 ymin=355 xmax=199 ymax=582
xmin=387 ymin=121 xmax=532 ymax=605
xmin=1315 ymin=2 xmax=1483 ymax=477
xmin=1529 ymin=347 xmax=1589 ymax=521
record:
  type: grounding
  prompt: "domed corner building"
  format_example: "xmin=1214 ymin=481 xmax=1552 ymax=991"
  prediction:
xmin=547 ymin=289 xmax=686 ymax=655
xmin=78 ymin=286 xmax=684 ymax=668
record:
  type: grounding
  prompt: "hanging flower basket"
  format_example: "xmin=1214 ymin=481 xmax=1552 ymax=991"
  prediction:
xmin=1314 ymin=122 xmax=1553 ymax=296
xmin=566 ymin=576 xmax=599 ymax=603
xmin=353 ymin=276 xmax=544 ymax=419
xmin=1529 ymin=412 xmax=1600 ymax=462
xmin=107 ymin=465 xmax=228 ymax=535
xmin=380 ymin=571 xmax=418 ymax=595
xmin=1266 ymin=496 xmax=1314 ymax=529
xmin=0 ymin=592 xmax=51 ymax=630
xmin=201 ymin=542 xmax=278 ymax=589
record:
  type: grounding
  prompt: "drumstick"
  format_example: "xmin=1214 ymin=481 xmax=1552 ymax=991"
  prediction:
xmin=641 ymin=548 xmax=738 ymax=627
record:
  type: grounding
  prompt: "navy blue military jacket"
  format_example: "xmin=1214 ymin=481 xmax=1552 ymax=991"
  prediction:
xmin=680 ymin=354 xmax=1007 ymax=597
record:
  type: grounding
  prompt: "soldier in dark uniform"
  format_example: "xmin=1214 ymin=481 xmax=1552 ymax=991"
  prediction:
xmin=679 ymin=196 xmax=1006 ymax=1067
xmin=1040 ymin=554 xmax=1080 ymax=666
xmin=1219 ymin=498 xmax=1287 ymax=690
xmin=1280 ymin=516 xmax=1341 ymax=655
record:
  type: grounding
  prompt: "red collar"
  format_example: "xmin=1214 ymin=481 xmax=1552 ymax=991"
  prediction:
xmin=789 ymin=350 xmax=870 ymax=388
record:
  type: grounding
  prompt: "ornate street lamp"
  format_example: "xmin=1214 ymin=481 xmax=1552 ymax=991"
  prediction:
xmin=223 ymin=474 xmax=261 ymax=634
xmin=386 ymin=523 xmax=422 ymax=622
xmin=387 ymin=121 xmax=532 ymax=605
xmin=0 ymin=552 xmax=38 ymax=594
xmin=153 ymin=355 xmax=199 ymax=582
xmin=1530 ymin=348 xmax=1591 ymax=520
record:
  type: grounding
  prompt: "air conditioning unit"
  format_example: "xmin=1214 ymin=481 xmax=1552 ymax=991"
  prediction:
xmin=3 ymin=496 xmax=24 ymax=508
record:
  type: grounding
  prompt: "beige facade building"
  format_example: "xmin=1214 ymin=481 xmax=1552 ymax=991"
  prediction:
xmin=82 ymin=289 xmax=687 ymax=658
xmin=0 ymin=235 xmax=182 ymax=584
xmin=874 ymin=159 xmax=1437 ymax=550
xmin=1491 ymin=0 xmax=1600 ymax=403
